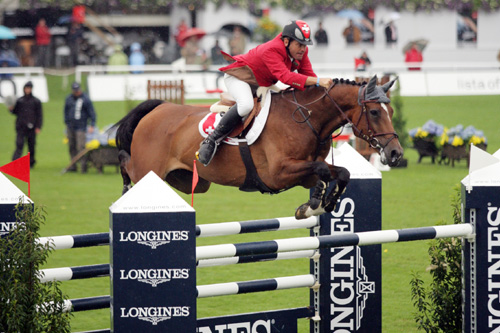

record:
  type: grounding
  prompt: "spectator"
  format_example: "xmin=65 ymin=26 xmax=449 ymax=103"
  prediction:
xmin=210 ymin=40 xmax=224 ymax=65
xmin=229 ymin=26 xmax=246 ymax=56
xmin=181 ymin=36 xmax=207 ymax=66
xmin=0 ymin=41 xmax=20 ymax=79
xmin=129 ymin=42 xmax=145 ymax=73
xmin=9 ymin=81 xmax=43 ymax=168
xmin=342 ymin=20 xmax=361 ymax=45
xmin=64 ymin=82 xmax=96 ymax=173
xmin=66 ymin=21 xmax=83 ymax=66
xmin=174 ymin=18 xmax=188 ymax=59
xmin=314 ymin=22 xmax=328 ymax=45
xmin=355 ymin=51 xmax=371 ymax=71
xmin=107 ymin=44 xmax=128 ymax=73
xmin=405 ymin=43 xmax=423 ymax=70
xmin=384 ymin=21 xmax=398 ymax=48
xmin=35 ymin=18 xmax=51 ymax=67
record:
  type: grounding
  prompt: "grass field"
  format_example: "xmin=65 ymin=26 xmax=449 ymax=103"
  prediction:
xmin=0 ymin=74 xmax=499 ymax=332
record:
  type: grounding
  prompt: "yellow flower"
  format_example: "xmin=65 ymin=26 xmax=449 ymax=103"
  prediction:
xmin=451 ymin=136 xmax=464 ymax=147
xmin=108 ymin=139 xmax=117 ymax=147
xmin=85 ymin=139 xmax=101 ymax=150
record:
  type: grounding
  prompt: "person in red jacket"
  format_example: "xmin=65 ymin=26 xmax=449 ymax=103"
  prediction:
xmin=405 ymin=43 xmax=423 ymax=71
xmin=196 ymin=20 xmax=333 ymax=165
xmin=35 ymin=18 xmax=51 ymax=67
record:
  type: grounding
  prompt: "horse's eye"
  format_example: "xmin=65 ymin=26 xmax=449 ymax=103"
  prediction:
xmin=369 ymin=109 xmax=380 ymax=117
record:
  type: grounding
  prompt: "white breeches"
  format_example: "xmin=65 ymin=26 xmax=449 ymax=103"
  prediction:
xmin=224 ymin=74 xmax=254 ymax=117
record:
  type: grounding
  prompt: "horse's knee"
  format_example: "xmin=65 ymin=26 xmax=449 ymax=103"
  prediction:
xmin=336 ymin=167 xmax=350 ymax=185
xmin=314 ymin=163 xmax=332 ymax=181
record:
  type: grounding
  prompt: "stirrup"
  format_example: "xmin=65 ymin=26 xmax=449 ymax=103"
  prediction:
xmin=196 ymin=138 xmax=219 ymax=166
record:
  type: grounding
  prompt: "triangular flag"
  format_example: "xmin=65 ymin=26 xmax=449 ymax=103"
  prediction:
xmin=354 ymin=58 xmax=365 ymax=69
xmin=0 ymin=153 xmax=30 ymax=196
xmin=469 ymin=145 xmax=499 ymax=174
xmin=191 ymin=160 xmax=199 ymax=207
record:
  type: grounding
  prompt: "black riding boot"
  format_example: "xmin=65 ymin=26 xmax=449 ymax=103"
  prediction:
xmin=196 ymin=105 xmax=242 ymax=166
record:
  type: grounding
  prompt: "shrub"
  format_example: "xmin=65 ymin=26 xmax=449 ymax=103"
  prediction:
xmin=0 ymin=201 xmax=71 ymax=332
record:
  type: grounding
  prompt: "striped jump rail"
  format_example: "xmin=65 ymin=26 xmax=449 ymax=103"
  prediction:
xmin=62 ymin=274 xmax=316 ymax=312
xmin=39 ymin=251 xmax=318 ymax=282
xmin=37 ymin=216 xmax=317 ymax=250
xmin=196 ymin=224 xmax=474 ymax=260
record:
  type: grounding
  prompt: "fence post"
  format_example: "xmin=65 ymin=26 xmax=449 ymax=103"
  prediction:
xmin=314 ymin=144 xmax=382 ymax=333
xmin=0 ymin=173 xmax=32 ymax=238
xmin=461 ymin=146 xmax=500 ymax=332
xmin=109 ymin=171 xmax=196 ymax=332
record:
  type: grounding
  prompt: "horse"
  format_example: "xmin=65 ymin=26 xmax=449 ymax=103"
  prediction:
xmin=114 ymin=75 xmax=403 ymax=219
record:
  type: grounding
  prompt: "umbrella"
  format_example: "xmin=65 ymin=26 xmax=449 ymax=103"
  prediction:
xmin=177 ymin=27 xmax=206 ymax=47
xmin=219 ymin=23 xmax=252 ymax=37
xmin=402 ymin=39 xmax=429 ymax=55
xmin=0 ymin=26 xmax=15 ymax=40
xmin=0 ymin=57 xmax=20 ymax=67
xmin=336 ymin=9 xmax=365 ymax=21
xmin=380 ymin=12 xmax=401 ymax=25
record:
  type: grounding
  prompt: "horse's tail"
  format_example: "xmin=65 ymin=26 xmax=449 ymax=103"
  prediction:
xmin=114 ymin=99 xmax=165 ymax=154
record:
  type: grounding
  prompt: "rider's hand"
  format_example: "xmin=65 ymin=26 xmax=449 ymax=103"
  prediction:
xmin=319 ymin=77 xmax=332 ymax=89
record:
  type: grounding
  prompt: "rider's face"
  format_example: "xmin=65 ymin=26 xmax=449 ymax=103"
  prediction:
xmin=285 ymin=39 xmax=307 ymax=60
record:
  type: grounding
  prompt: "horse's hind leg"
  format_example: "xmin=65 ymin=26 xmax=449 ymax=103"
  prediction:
xmin=118 ymin=150 xmax=132 ymax=195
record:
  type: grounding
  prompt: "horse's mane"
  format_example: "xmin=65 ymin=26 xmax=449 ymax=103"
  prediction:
xmin=332 ymin=78 xmax=365 ymax=86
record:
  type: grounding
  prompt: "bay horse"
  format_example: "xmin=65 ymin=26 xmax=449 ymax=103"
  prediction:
xmin=115 ymin=75 xmax=403 ymax=219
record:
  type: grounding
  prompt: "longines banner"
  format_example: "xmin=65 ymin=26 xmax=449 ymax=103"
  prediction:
xmin=109 ymin=172 xmax=196 ymax=332
xmin=313 ymin=145 xmax=382 ymax=332
xmin=0 ymin=173 xmax=32 ymax=239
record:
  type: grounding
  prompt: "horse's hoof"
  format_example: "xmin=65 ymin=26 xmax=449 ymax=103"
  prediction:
xmin=295 ymin=204 xmax=311 ymax=220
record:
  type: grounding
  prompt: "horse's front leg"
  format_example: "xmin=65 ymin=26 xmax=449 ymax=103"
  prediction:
xmin=323 ymin=165 xmax=350 ymax=213
xmin=289 ymin=161 xmax=333 ymax=220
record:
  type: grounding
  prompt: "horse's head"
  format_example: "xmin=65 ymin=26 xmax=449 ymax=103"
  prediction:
xmin=350 ymin=75 xmax=404 ymax=166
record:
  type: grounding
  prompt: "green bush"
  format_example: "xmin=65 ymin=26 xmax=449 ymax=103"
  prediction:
xmin=0 ymin=202 xmax=71 ymax=332
xmin=410 ymin=187 xmax=462 ymax=332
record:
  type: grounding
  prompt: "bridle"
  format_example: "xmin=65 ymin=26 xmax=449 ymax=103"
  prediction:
xmin=283 ymin=81 xmax=399 ymax=152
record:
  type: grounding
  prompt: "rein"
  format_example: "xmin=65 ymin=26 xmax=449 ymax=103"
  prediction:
xmin=283 ymin=82 xmax=399 ymax=152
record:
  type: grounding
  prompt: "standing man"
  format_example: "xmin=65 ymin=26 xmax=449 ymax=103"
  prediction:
xmin=64 ymin=82 xmax=96 ymax=173
xmin=384 ymin=21 xmax=397 ymax=48
xmin=314 ymin=22 xmax=328 ymax=45
xmin=9 ymin=81 xmax=43 ymax=168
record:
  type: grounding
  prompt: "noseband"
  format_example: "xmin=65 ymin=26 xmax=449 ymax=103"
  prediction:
xmin=284 ymin=82 xmax=398 ymax=152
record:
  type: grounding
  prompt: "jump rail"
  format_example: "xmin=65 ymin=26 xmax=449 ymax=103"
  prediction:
xmin=196 ymin=224 xmax=474 ymax=260
xmin=36 ymin=216 xmax=317 ymax=250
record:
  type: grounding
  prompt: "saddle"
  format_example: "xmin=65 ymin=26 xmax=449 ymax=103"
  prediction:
xmin=209 ymin=86 xmax=279 ymax=138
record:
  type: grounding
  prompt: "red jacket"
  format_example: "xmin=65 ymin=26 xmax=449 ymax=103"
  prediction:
xmin=220 ymin=33 xmax=316 ymax=90
xmin=35 ymin=25 xmax=51 ymax=46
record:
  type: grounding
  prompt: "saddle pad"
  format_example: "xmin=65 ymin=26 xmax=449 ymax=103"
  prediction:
xmin=198 ymin=89 xmax=272 ymax=146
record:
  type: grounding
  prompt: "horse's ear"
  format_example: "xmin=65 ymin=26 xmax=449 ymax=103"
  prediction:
xmin=366 ymin=75 xmax=378 ymax=93
xmin=382 ymin=77 xmax=398 ymax=93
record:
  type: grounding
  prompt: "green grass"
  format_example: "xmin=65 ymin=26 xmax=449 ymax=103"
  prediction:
xmin=0 ymin=75 xmax=499 ymax=332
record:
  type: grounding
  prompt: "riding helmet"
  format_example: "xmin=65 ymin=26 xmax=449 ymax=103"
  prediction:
xmin=282 ymin=20 xmax=313 ymax=45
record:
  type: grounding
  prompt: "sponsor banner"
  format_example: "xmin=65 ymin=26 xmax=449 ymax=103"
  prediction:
xmin=398 ymin=71 xmax=500 ymax=96
xmin=88 ymin=72 xmax=223 ymax=101
xmin=462 ymin=184 xmax=500 ymax=332
xmin=110 ymin=210 xmax=196 ymax=332
xmin=314 ymin=178 xmax=382 ymax=333
xmin=197 ymin=307 xmax=312 ymax=333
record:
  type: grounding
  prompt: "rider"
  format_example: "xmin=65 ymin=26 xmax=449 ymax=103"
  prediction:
xmin=196 ymin=20 xmax=333 ymax=165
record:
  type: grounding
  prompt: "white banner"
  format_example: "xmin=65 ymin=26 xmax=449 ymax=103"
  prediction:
xmin=86 ymin=70 xmax=500 ymax=101
xmin=88 ymin=72 xmax=224 ymax=102
xmin=0 ymin=77 xmax=49 ymax=103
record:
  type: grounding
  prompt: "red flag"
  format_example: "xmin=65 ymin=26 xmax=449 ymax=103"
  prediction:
xmin=191 ymin=160 xmax=199 ymax=207
xmin=0 ymin=153 xmax=31 ymax=196
xmin=354 ymin=58 xmax=366 ymax=69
